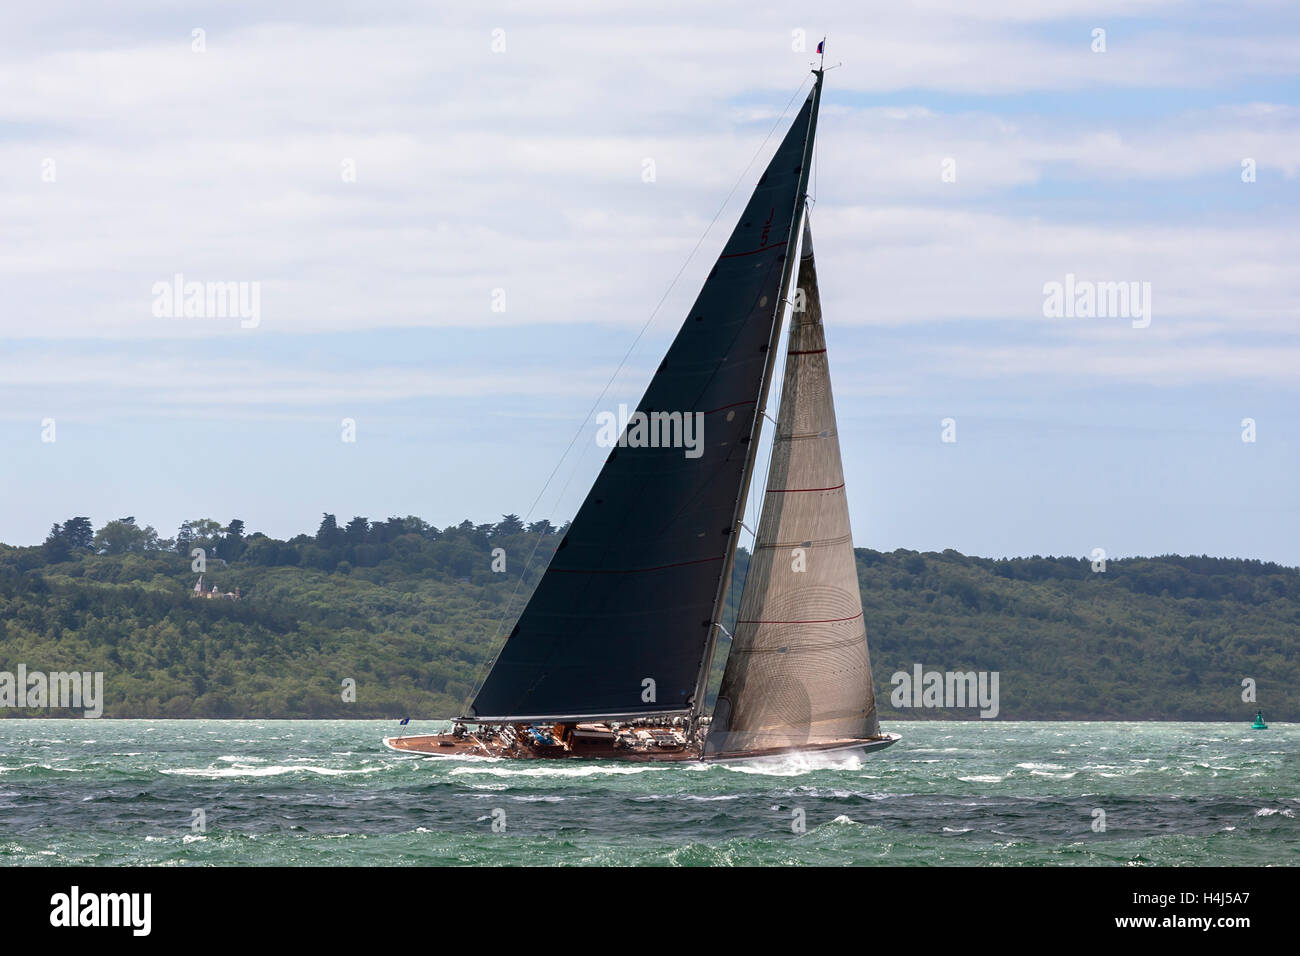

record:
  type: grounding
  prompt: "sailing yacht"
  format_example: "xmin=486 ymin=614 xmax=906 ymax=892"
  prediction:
xmin=386 ymin=65 xmax=898 ymax=763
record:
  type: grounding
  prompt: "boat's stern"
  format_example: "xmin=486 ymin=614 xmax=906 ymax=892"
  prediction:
xmin=702 ymin=731 xmax=900 ymax=764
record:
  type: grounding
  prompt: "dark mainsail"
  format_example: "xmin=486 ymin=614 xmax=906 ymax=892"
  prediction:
xmin=469 ymin=85 xmax=822 ymax=722
xmin=705 ymin=219 xmax=880 ymax=756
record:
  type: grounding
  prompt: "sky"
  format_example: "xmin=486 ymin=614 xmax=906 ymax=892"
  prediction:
xmin=2 ymin=1 xmax=1297 ymax=564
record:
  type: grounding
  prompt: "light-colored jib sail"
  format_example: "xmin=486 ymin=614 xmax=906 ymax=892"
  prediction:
xmin=706 ymin=220 xmax=880 ymax=756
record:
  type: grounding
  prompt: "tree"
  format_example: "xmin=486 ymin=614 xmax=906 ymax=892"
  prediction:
xmin=177 ymin=519 xmax=224 ymax=555
xmin=495 ymin=514 xmax=524 ymax=536
xmin=372 ymin=515 xmax=433 ymax=544
xmin=345 ymin=516 xmax=370 ymax=545
xmin=175 ymin=521 xmax=195 ymax=555
xmin=223 ymin=519 xmax=247 ymax=560
xmin=316 ymin=513 xmax=343 ymax=548
xmin=93 ymin=519 xmax=162 ymax=554
xmin=61 ymin=517 xmax=94 ymax=550
xmin=527 ymin=519 xmax=555 ymax=536
xmin=43 ymin=523 xmax=71 ymax=562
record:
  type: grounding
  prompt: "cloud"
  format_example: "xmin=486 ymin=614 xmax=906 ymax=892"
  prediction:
xmin=925 ymin=339 xmax=1300 ymax=387
xmin=0 ymin=3 xmax=1294 ymax=355
xmin=1 ymin=2 xmax=1297 ymax=561
xmin=0 ymin=350 xmax=624 ymax=418
xmin=814 ymin=205 xmax=1300 ymax=333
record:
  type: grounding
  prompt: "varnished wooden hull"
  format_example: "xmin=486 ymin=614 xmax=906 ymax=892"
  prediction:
xmin=383 ymin=731 xmax=899 ymax=763
xmin=382 ymin=732 xmax=700 ymax=761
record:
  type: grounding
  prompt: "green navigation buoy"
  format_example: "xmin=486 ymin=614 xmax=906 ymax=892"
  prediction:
xmin=1251 ymin=709 xmax=1268 ymax=730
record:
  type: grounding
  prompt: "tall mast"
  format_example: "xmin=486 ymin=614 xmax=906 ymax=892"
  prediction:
xmin=688 ymin=68 xmax=824 ymax=724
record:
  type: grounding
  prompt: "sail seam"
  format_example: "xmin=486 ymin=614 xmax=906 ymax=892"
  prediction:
xmin=776 ymin=430 xmax=837 ymax=440
xmin=729 ymin=638 xmax=865 ymax=653
xmin=753 ymin=534 xmax=853 ymax=550
xmin=736 ymin=611 xmax=863 ymax=625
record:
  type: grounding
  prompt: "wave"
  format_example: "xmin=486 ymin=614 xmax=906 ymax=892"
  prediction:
xmin=161 ymin=764 xmax=387 ymax=778
xmin=634 ymin=793 xmax=744 ymax=802
xmin=684 ymin=793 xmax=744 ymax=802
xmin=450 ymin=764 xmax=676 ymax=779
xmin=715 ymin=753 xmax=865 ymax=776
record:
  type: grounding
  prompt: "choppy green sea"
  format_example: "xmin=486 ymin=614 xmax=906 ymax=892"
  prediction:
xmin=0 ymin=720 xmax=1294 ymax=866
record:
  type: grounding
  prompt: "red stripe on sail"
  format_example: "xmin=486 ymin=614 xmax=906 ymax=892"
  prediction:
xmin=765 ymin=482 xmax=845 ymax=493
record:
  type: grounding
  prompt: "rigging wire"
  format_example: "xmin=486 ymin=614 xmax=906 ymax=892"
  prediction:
xmin=457 ymin=74 xmax=817 ymax=717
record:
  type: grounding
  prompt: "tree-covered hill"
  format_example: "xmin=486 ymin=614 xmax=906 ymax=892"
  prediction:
xmin=0 ymin=514 xmax=1295 ymax=720
xmin=858 ymin=549 xmax=1298 ymax=721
